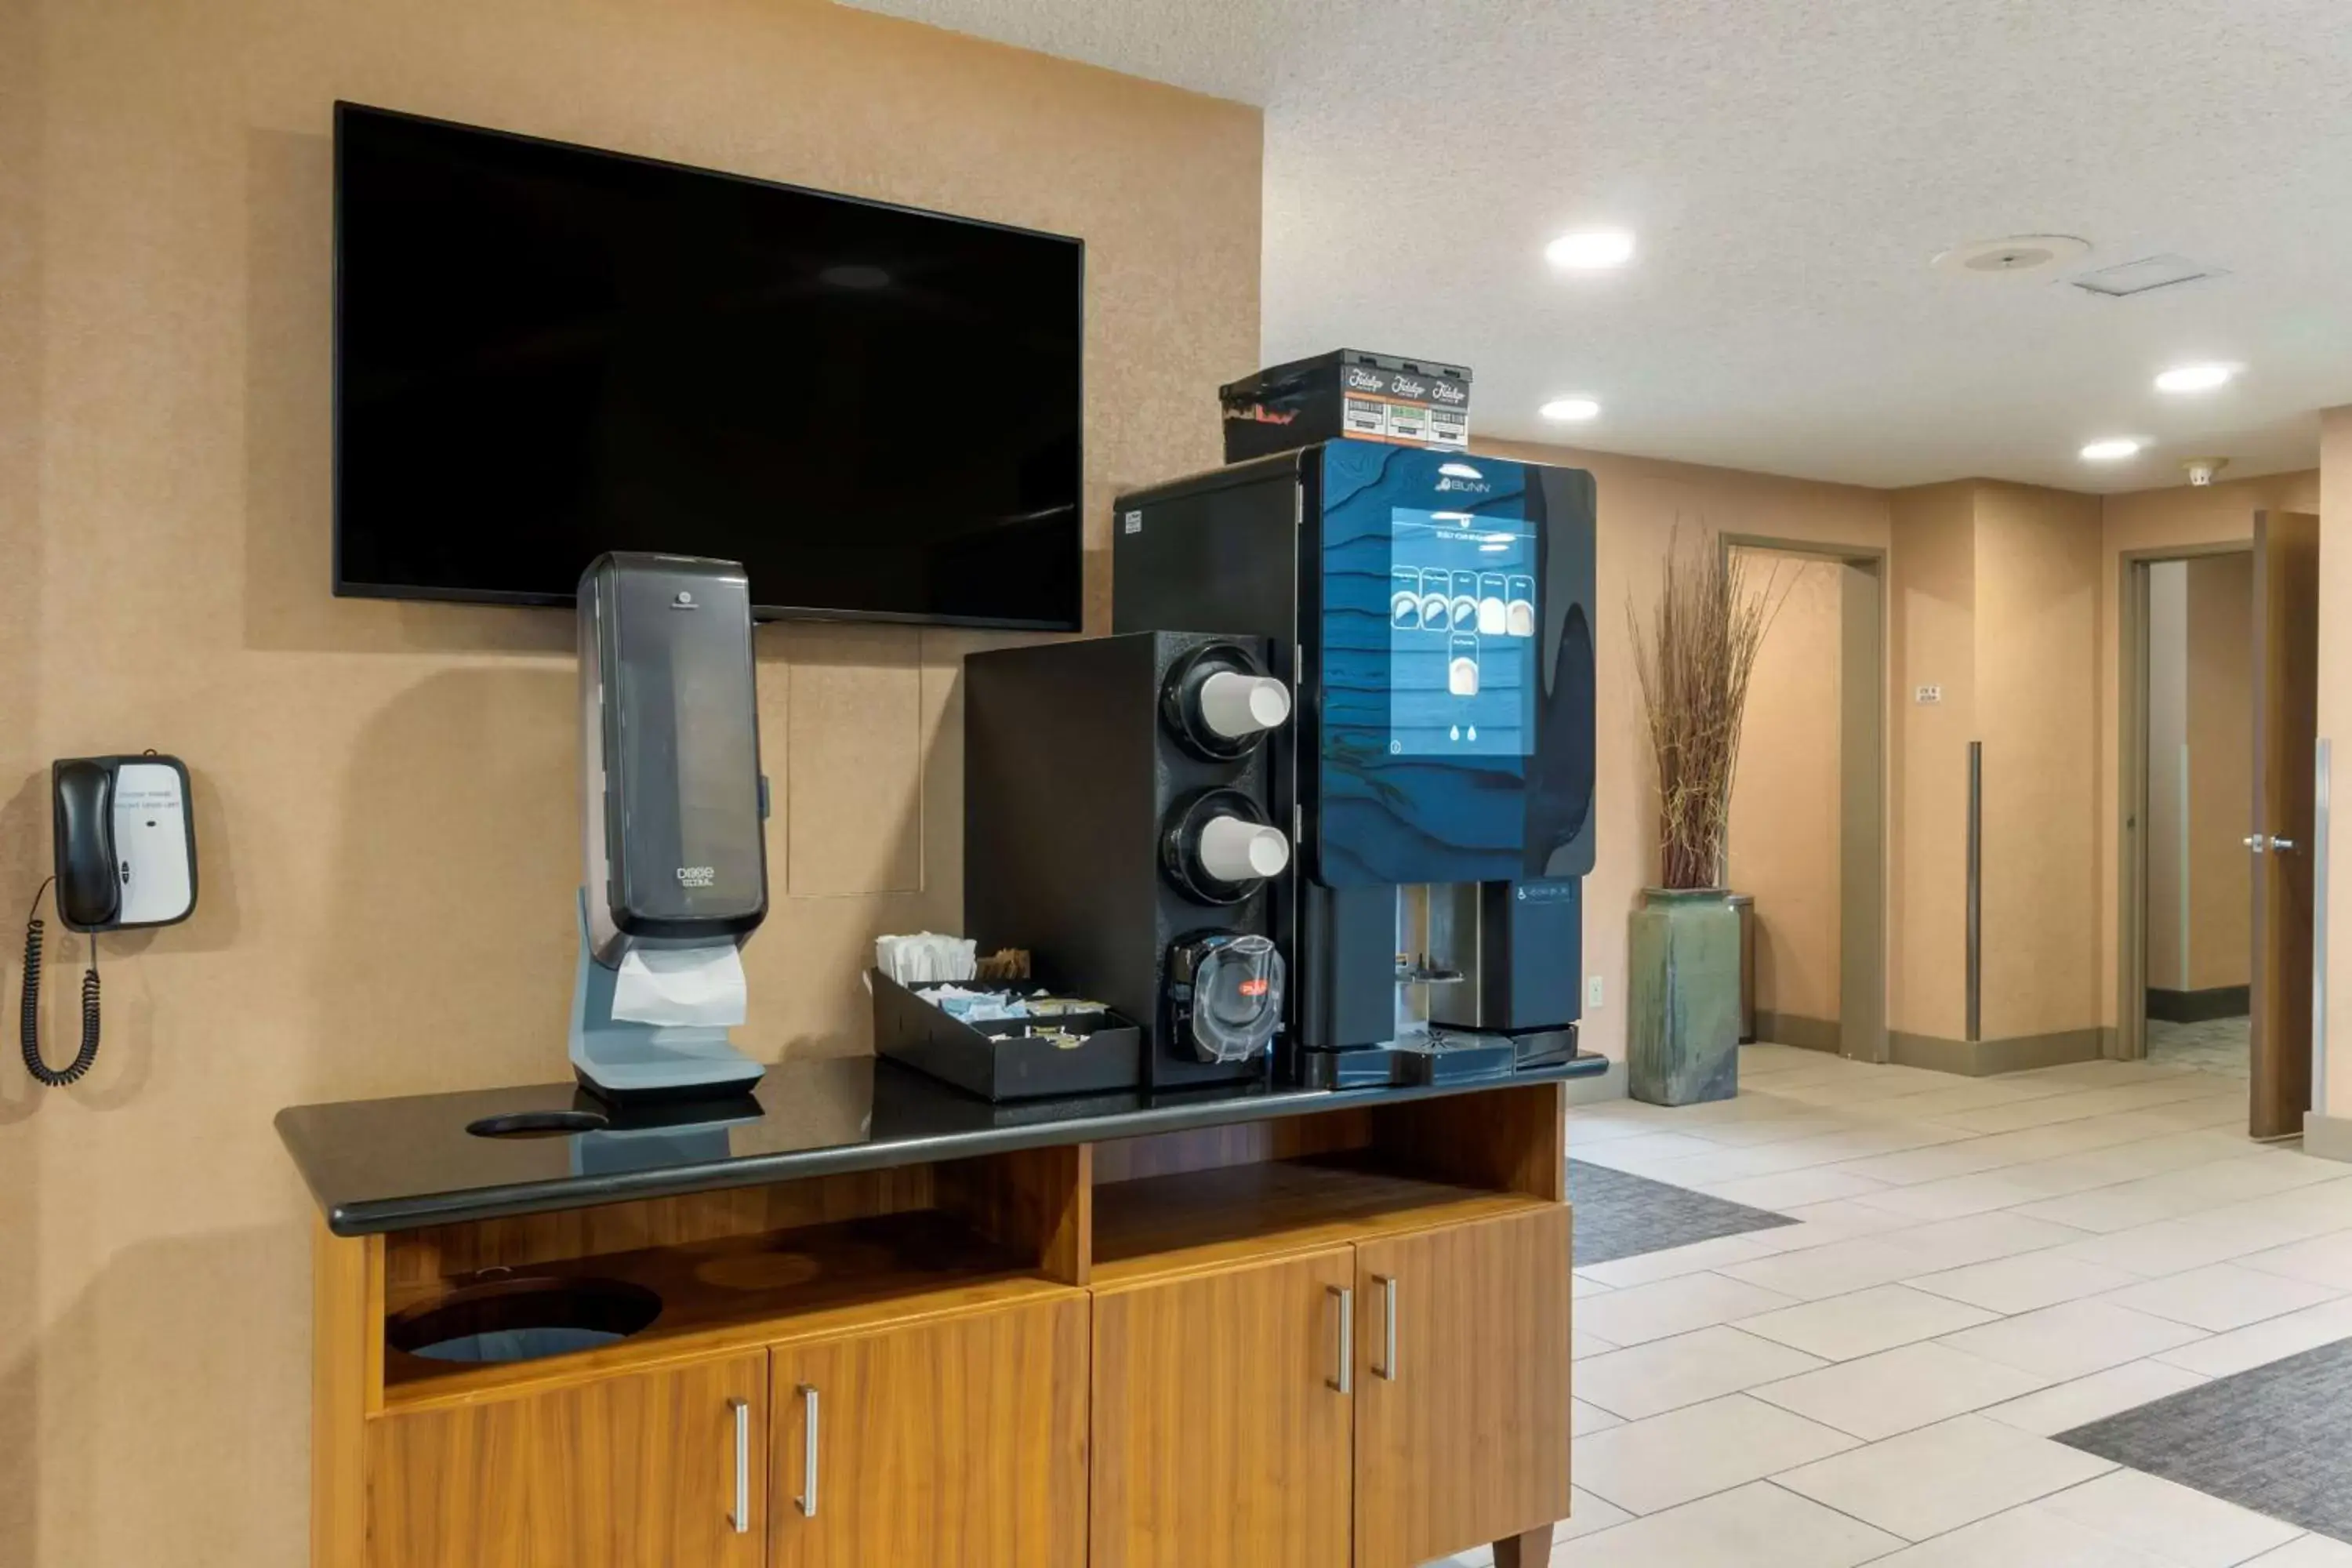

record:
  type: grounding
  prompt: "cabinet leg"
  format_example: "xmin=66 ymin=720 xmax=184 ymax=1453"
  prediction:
xmin=1493 ymin=1524 xmax=1555 ymax=1568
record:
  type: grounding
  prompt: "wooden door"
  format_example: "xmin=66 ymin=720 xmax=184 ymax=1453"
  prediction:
xmin=1091 ymin=1248 xmax=1357 ymax=1568
xmin=1352 ymin=1206 xmax=1573 ymax=1568
xmin=2252 ymin=511 xmax=2321 ymax=1138
xmin=366 ymin=1352 xmax=766 ymax=1568
xmin=768 ymin=1294 xmax=1089 ymax=1568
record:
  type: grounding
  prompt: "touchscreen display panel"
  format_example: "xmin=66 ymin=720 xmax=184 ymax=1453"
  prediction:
xmin=1386 ymin=508 xmax=1539 ymax=757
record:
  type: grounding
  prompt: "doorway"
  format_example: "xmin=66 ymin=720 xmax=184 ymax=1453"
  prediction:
xmin=2118 ymin=513 xmax=2319 ymax=1139
xmin=2140 ymin=554 xmax=2254 ymax=1076
xmin=1722 ymin=536 xmax=1887 ymax=1064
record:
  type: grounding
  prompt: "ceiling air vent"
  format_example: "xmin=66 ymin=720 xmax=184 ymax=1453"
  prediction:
xmin=2070 ymin=254 xmax=2229 ymax=299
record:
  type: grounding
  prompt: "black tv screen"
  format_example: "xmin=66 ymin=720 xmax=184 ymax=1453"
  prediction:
xmin=334 ymin=103 xmax=1084 ymax=629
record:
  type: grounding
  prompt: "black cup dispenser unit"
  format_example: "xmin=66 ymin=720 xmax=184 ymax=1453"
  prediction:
xmin=964 ymin=632 xmax=1294 ymax=1091
xmin=1112 ymin=438 xmax=1598 ymax=1087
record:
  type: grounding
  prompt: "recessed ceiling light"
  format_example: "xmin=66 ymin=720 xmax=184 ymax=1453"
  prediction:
xmin=1544 ymin=230 xmax=1635 ymax=270
xmin=2080 ymin=437 xmax=2144 ymax=462
xmin=1540 ymin=397 xmax=1602 ymax=423
xmin=2154 ymin=363 xmax=2237 ymax=394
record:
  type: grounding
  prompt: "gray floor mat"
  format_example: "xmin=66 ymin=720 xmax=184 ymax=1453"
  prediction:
xmin=1567 ymin=1157 xmax=1798 ymax=1265
xmin=2058 ymin=1337 xmax=2352 ymax=1542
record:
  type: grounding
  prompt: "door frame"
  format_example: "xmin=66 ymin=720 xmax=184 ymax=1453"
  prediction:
xmin=1720 ymin=534 xmax=1889 ymax=1064
xmin=2115 ymin=539 xmax=2256 ymax=1064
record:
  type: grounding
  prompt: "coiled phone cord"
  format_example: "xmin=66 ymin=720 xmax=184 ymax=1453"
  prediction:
xmin=21 ymin=877 xmax=101 ymax=1087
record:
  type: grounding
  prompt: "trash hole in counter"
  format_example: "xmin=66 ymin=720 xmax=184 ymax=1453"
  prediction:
xmin=387 ymin=1276 xmax=661 ymax=1365
xmin=465 ymin=1109 xmax=610 ymax=1138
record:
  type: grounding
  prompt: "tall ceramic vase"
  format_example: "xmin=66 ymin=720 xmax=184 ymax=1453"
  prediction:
xmin=1628 ymin=887 xmax=1740 ymax=1105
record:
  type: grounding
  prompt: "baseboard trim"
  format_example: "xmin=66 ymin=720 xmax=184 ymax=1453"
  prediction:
xmin=1887 ymin=1027 xmax=2108 ymax=1078
xmin=2146 ymin=985 xmax=2252 ymax=1024
xmin=2303 ymin=1112 xmax=2352 ymax=1163
xmin=1564 ymin=1057 xmax=1628 ymax=1107
xmin=1754 ymin=1011 xmax=1841 ymax=1053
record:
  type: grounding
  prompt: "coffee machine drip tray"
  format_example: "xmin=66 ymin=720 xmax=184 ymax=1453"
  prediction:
xmin=1396 ymin=1032 xmax=1519 ymax=1084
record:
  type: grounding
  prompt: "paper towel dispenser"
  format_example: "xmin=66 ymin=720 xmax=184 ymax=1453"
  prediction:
xmin=580 ymin=553 xmax=769 ymax=960
xmin=572 ymin=553 xmax=769 ymax=1102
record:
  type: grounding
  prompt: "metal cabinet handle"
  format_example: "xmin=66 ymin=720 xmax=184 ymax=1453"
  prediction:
xmin=1374 ymin=1275 xmax=1399 ymax=1381
xmin=794 ymin=1385 xmax=820 ymax=1519
xmin=728 ymin=1399 xmax=751 ymax=1534
xmin=1328 ymin=1284 xmax=1354 ymax=1395
xmin=2274 ymin=837 xmax=2299 ymax=853
xmin=2247 ymin=835 xmax=2298 ymax=854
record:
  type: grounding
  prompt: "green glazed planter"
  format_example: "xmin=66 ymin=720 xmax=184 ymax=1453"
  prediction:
xmin=1628 ymin=887 xmax=1740 ymax=1106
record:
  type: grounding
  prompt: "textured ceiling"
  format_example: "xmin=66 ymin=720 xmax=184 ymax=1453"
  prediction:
xmin=848 ymin=0 xmax=2352 ymax=492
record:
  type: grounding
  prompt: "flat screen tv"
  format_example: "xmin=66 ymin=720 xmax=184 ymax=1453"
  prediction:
xmin=333 ymin=103 xmax=1085 ymax=630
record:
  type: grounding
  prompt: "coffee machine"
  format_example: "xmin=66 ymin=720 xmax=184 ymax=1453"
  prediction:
xmin=964 ymin=631 xmax=1294 ymax=1091
xmin=1113 ymin=439 xmax=1595 ymax=1086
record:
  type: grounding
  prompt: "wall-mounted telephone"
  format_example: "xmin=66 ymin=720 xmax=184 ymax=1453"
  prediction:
xmin=21 ymin=753 xmax=197 ymax=1086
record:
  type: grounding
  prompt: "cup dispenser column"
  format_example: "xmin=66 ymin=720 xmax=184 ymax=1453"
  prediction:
xmin=964 ymin=632 xmax=1294 ymax=1090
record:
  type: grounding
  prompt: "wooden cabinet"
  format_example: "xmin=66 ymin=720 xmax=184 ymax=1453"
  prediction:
xmin=1090 ymin=1249 xmax=1358 ymax=1568
xmin=767 ymin=1295 xmax=1090 ymax=1568
xmin=1352 ymin=1206 xmax=1573 ymax=1568
xmin=1087 ymin=1210 xmax=1572 ymax=1568
xmin=318 ymin=1087 xmax=1576 ymax=1568
xmin=365 ymin=1352 xmax=767 ymax=1568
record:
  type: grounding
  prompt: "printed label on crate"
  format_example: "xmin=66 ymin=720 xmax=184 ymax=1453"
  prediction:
xmin=1341 ymin=361 xmax=1470 ymax=408
xmin=1343 ymin=394 xmax=1391 ymax=436
xmin=1385 ymin=402 xmax=1433 ymax=441
xmin=1425 ymin=407 xmax=1471 ymax=448
xmin=1334 ymin=376 xmax=1474 ymax=446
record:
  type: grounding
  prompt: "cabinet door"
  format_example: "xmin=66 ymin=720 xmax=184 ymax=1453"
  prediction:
xmin=366 ymin=1352 xmax=766 ymax=1568
xmin=768 ymin=1294 xmax=1089 ymax=1568
xmin=1352 ymin=1205 xmax=1573 ymax=1568
xmin=1091 ymin=1248 xmax=1356 ymax=1568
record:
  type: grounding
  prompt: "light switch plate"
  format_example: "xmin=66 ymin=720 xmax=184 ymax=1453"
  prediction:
xmin=1586 ymin=974 xmax=1605 ymax=1009
xmin=1915 ymin=684 xmax=1944 ymax=705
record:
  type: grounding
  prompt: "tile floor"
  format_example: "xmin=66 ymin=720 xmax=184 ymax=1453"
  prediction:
xmin=1432 ymin=1044 xmax=2352 ymax=1566
xmin=2147 ymin=1015 xmax=2251 ymax=1077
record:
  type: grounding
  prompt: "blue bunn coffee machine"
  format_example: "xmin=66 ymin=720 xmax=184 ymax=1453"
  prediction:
xmin=1113 ymin=439 xmax=1596 ymax=1087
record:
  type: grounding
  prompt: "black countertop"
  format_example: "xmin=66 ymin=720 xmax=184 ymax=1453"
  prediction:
xmin=278 ymin=1054 xmax=1609 ymax=1236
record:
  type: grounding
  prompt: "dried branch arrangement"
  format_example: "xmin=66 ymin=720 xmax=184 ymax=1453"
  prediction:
xmin=1630 ymin=533 xmax=1785 ymax=890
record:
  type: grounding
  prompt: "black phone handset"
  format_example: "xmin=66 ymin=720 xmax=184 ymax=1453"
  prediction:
xmin=20 ymin=753 xmax=198 ymax=1088
xmin=24 ymin=760 xmax=114 ymax=1085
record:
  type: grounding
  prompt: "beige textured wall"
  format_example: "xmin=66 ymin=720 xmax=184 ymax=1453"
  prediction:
xmin=1479 ymin=438 xmax=1891 ymax=1063
xmin=1888 ymin=481 xmax=2104 ymax=1043
xmin=1727 ymin=554 xmax=1843 ymax=1024
xmin=2095 ymin=470 xmax=2320 ymax=1030
xmin=2321 ymin=410 xmax=2352 ymax=1117
xmin=1889 ymin=483 xmax=1976 ymax=1040
xmin=2184 ymin=553 xmax=2254 ymax=993
xmin=0 ymin=4 xmax=1261 ymax=1566
xmin=1973 ymin=484 xmax=2103 ymax=1040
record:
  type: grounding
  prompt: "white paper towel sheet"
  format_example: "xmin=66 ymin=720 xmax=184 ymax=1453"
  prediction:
xmin=612 ymin=942 xmax=749 ymax=1027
